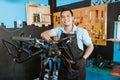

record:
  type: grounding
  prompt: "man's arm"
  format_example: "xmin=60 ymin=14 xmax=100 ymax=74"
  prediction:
xmin=40 ymin=30 xmax=52 ymax=41
xmin=83 ymin=43 xmax=94 ymax=59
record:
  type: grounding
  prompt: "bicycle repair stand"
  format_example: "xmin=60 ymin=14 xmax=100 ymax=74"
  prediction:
xmin=39 ymin=40 xmax=61 ymax=80
xmin=39 ymin=54 xmax=60 ymax=80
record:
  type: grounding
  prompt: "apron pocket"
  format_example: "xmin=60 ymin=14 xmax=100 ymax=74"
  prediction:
xmin=67 ymin=63 xmax=80 ymax=79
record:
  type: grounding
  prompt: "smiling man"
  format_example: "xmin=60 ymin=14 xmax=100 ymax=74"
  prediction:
xmin=41 ymin=8 xmax=94 ymax=80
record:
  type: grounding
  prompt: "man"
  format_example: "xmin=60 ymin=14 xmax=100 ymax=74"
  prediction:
xmin=41 ymin=8 xmax=94 ymax=80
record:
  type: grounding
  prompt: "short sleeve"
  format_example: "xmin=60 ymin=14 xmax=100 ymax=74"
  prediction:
xmin=82 ymin=29 xmax=92 ymax=45
xmin=50 ymin=27 xmax=60 ymax=36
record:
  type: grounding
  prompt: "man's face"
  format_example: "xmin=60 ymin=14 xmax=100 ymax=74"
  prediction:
xmin=61 ymin=11 xmax=73 ymax=26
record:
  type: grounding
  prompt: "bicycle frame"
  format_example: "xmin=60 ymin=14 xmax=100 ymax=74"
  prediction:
xmin=2 ymin=35 xmax=75 ymax=80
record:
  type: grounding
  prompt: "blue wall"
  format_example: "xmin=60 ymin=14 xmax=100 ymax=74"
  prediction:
xmin=0 ymin=0 xmax=48 ymax=28
xmin=56 ymin=0 xmax=84 ymax=6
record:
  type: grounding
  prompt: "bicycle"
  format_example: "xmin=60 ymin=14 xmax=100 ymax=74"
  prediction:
xmin=2 ymin=35 xmax=75 ymax=80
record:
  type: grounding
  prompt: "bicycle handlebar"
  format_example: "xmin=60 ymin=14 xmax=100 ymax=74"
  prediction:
xmin=2 ymin=35 xmax=75 ymax=63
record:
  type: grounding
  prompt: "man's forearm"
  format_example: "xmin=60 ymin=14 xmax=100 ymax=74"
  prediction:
xmin=83 ymin=43 xmax=94 ymax=59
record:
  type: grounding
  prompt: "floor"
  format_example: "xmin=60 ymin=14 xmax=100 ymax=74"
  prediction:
xmin=86 ymin=67 xmax=120 ymax=80
xmin=34 ymin=59 xmax=120 ymax=80
xmin=34 ymin=71 xmax=120 ymax=80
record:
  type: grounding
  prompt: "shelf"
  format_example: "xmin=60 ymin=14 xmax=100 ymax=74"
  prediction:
xmin=26 ymin=2 xmax=51 ymax=27
xmin=107 ymin=38 xmax=120 ymax=50
xmin=32 ymin=22 xmax=50 ymax=24
xmin=42 ymin=14 xmax=52 ymax=16
xmin=32 ymin=22 xmax=50 ymax=27
xmin=107 ymin=38 xmax=120 ymax=42
xmin=28 ymin=5 xmax=38 ymax=7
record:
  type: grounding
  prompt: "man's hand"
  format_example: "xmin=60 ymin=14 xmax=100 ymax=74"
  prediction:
xmin=40 ymin=30 xmax=52 ymax=41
